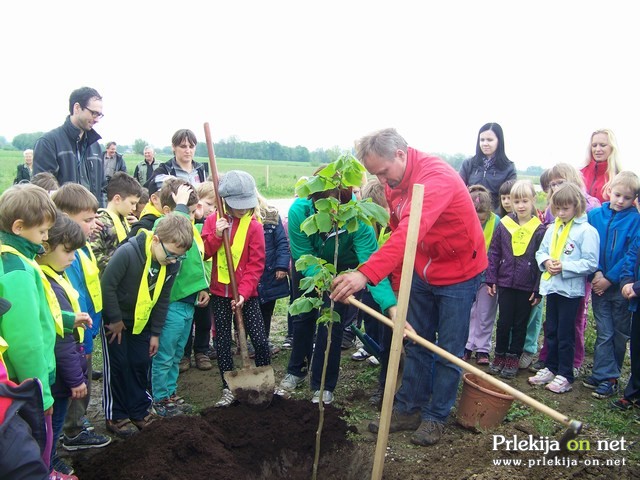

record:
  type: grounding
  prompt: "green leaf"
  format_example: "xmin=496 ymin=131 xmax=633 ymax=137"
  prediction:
xmin=298 ymin=276 xmax=317 ymax=295
xmin=314 ymin=198 xmax=333 ymax=212
xmin=315 ymin=211 xmax=333 ymax=233
xmin=345 ymin=218 xmax=359 ymax=233
xmin=358 ymin=200 xmax=390 ymax=227
xmin=300 ymin=216 xmax=319 ymax=235
xmin=289 ymin=297 xmax=315 ymax=315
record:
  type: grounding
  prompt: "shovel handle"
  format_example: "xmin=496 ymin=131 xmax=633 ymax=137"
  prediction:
xmin=203 ymin=123 xmax=251 ymax=368
xmin=348 ymin=295 xmax=582 ymax=432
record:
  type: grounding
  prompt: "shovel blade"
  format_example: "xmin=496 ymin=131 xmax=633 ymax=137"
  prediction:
xmin=224 ymin=365 xmax=275 ymax=408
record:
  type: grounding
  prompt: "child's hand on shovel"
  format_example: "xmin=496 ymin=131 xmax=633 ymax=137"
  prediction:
xmin=231 ymin=295 xmax=245 ymax=311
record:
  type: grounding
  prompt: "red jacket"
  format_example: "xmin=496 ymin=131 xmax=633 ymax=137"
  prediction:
xmin=359 ymin=148 xmax=487 ymax=287
xmin=201 ymin=212 xmax=265 ymax=299
xmin=581 ymin=159 xmax=609 ymax=204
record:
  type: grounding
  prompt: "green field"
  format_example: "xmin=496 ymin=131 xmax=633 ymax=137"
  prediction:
xmin=0 ymin=150 xmax=317 ymax=198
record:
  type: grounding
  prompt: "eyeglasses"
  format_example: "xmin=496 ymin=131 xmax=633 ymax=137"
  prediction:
xmin=160 ymin=241 xmax=187 ymax=262
xmin=83 ymin=106 xmax=104 ymax=119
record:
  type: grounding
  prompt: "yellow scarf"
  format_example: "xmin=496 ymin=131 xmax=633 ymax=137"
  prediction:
xmin=542 ymin=217 xmax=574 ymax=281
xmin=217 ymin=213 xmax=251 ymax=285
xmin=377 ymin=227 xmax=391 ymax=247
xmin=483 ymin=214 xmax=498 ymax=252
xmin=133 ymin=231 xmax=167 ymax=334
xmin=139 ymin=202 xmax=162 ymax=220
xmin=99 ymin=208 xmax=130 ymax=243
xmin=500 ymin=216 xmax=541 ymax=257
xmin=193 ymin=224 xmax=204 ymax=259
xmin=0 ymin=245 xmax=64 ymax=337
xmin=78 ymin=245 xmax=102 ymax=312
xmin=40 ymin=265 xmax=84 ymax=343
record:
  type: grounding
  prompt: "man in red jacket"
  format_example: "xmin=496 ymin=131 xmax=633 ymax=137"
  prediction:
xmin=331 ymin=128 xmax=487 ymax=446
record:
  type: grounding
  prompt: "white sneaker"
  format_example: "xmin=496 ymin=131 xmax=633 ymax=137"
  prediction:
xmin=311 ymin=390 xmax=334 ymax=404
xmin=215 ymin=388 xmax=236 ymax=407
xmin=279 ymin=373 xmax=306 ymax=391
xmin=351 ymin=347 xmax=371 ymax=361
xmin=528 ymin=367 xmax=554 ymax=385
xmin=366 ymin=356 xmax=380 ymax=366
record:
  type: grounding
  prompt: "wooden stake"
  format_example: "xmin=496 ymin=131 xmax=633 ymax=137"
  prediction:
xmin=371 ymin=183 xmax=424 ymax=480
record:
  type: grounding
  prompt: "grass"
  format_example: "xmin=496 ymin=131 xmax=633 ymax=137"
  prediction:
xmin=0 ymin=150 xmax=317 ymax=198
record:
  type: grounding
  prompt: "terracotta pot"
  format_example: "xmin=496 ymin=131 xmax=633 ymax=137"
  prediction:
xmin=456 ymin=372 xmax=514 ymax=431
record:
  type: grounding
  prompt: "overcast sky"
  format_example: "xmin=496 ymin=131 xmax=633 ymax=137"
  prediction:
xmin=2 ymin=1 xmax=638 ymax=170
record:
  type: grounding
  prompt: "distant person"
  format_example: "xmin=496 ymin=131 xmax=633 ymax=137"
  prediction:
xmin=133 ymin=146 xmax=158 ymax=186
xmin=581 ymin=129 xmax=622 ymax=204
xmin=146 ymin=129 xmax=208 ymax=193
xmin=13 ymin=149 xmax=33 ymax=184
xmin=101 ymin=141 xmax=127 ymax=184
xmin=331 ymin=128 xmax=486 ymax=446
xmin=33 ymin=87 xmax=105 ymax=207
xmin=459 ymin=122 xmax=517 ymax=211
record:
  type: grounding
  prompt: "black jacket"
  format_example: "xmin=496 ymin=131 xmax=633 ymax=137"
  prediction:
xmin=459 ymin=156 xmax=517 ymax=211
xmin=145 ymin=158 xmax=209 ymax=194
xmin=100 ymin=231 xmax=180 ymax=336
xmin=13 ymin=164 xmax=31 ymax=184
xmin=33 ymin=116 xmax=104 ymax=205
xmin=101 ymin=151 xmax=128 ymax=180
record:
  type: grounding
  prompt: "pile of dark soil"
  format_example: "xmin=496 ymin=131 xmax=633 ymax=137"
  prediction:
xmin=74 ymin=396 xmax=359 ymax=480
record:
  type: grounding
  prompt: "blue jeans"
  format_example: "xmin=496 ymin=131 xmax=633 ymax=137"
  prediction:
xmin=50 ymin=396 xmax=69 ymax=470
xmin=152 ymin=302 xmax=195 ymax=401
xmin=394 ymin=272 xmax=480 ymax=423
xmin=591 ymin=287 xmax=632 ymax=381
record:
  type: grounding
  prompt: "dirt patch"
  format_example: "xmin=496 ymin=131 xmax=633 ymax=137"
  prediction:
xmin=74 ymin=396 xmax=358 ymax=480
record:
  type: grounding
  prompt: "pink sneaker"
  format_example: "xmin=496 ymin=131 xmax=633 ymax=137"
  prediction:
xmin=545 ymin=375 xmax=572 ymax=394
xmin=50 ymin=470 xmax=79 ymax=480
xmin=528 ymin=367 xmax=554 ymax=385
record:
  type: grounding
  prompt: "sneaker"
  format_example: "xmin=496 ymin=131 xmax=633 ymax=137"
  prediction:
xmin=341 ymin=335 xmax=356 ymax=350
xmin=499 ymin=354 xmax=519 ymax=379
xmin=311 ymin=390 xmax=334 ymax=404
xmin=49 ymin=470 xmax=78 ymax=480
xmin=573 ymin=367 xmax=581 ymax=379
xmin=529 ymin=359 xmax=545 ymax=373
xmin=352 ymin=347 xmax=371 ymax=361
xmin=410 ymin=420 xmax=445 ymax=446
xmin=179 ymin=356 xmax=191 ymax=373
xmin=152 ymin=399 xmax=183 ymax=418
xmin=206 ymin=346 xmax=218 ymax=360
xmin=610 ymin=397 xmax=640 ymax=411
xmin=268 ymin=340 xmax=281 ymax=356
xmin=131 ymin=413 xmax=157 ymax=430
xmin=475 ymin=352 xmax=490 ymax=365
xmin=279 ymin=373 xmax=306 ymax=391
xmin=528 ymin=367 xmax=554 ymax=385
xmin=369 ymin=411 xmax=421 ymax=433
xmin=462 ymin=349 xmax=472 ymax=362
xmin=518 ymin=352 xmax=535 ymax=369
xmin=592 ymin=380 xmax=619 ymax=399
xmin=215 ymin=388 xmax=236 ymax=407
xmin=545 ymin=375 xmax=572 ymax=394
xmin=194 ymin=352 xmax=213 ymax=371
xmin=105 ymin=418 xmax=138 ymax=438
xmin=52 ymin=457 xmax=74 ymax=475
xmin=582 ymin=376 xmax=599 ymax=390
xmin=367 ymin=356 xmax=380 ymax=366
xmin=489 ymin=354 xmax=505 ymax=375
xmin=282 ymin=335 xmax=293 ymax=349
xmin=62 ymin=428 xmax=112 ymax=451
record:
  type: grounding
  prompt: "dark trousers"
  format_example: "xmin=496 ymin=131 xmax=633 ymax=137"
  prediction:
xmin=50 ymin=396 xmax=69 ymax=467
xmin=210 ymin=296 xmax=270 ymax=389
xmin=102 ymin=328 xmax=152 ymax=421
xmin=184 ymin=304 xmax=213 ymax=357
xmin=545 ymin=293 xmax=581 ymax=383
xmin=624 ymin=310 xmax=640 ymax=401
xmin=0 ymin=414 xmax=48 ymax=479
xmin=495 ymin=287 xmax=533 ymax=356
xmin=260 ymin=300 xmax=276 ymax=338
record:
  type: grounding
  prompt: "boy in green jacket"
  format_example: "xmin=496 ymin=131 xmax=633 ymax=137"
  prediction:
xmin=0 ymin=184 xmax=58 ymax=469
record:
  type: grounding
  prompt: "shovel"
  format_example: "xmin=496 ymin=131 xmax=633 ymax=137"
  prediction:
xmin=203 ymin=122 xmax=275 ymax=407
